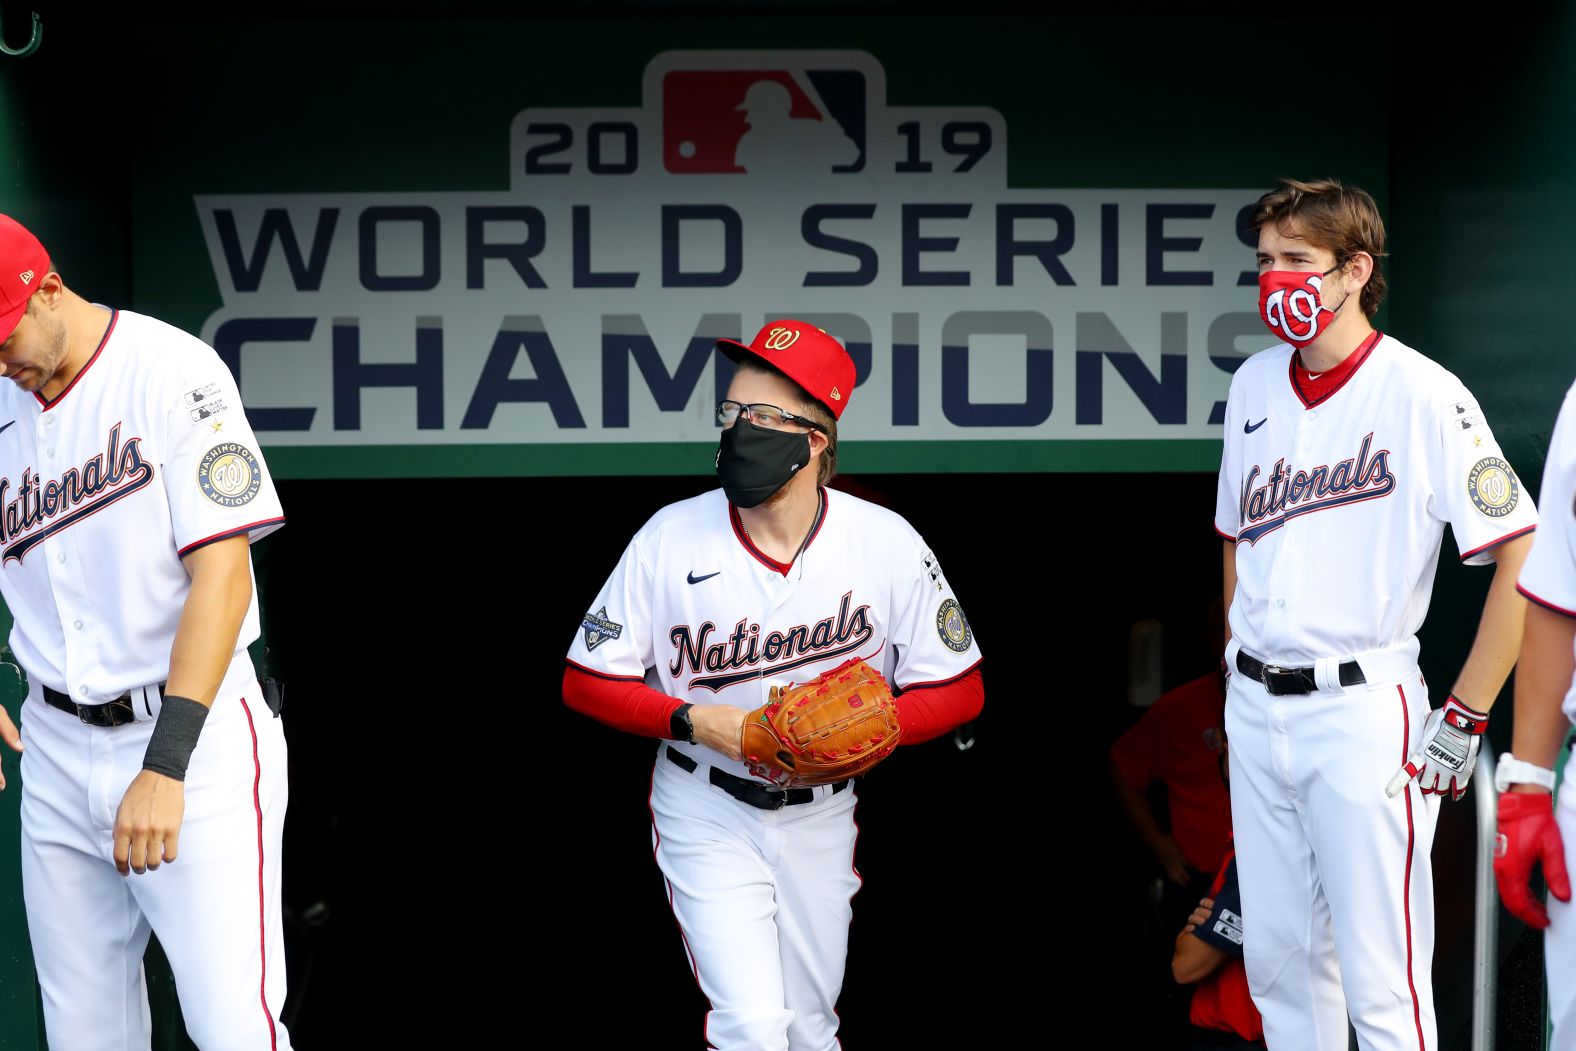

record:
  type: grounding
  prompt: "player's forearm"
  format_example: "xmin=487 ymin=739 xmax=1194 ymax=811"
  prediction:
xmin=1452 ymin=535 xmax=1535 ymax=711
xmin=1172 ymin=932 xmax=1227 ymax=985
xmin=1108 ymin=757 xmax=1167 ymax=852
xmin=166 ymin=536 xmax=252 ymax=707
xmin=1509 ymin=603 xmax=1576 ymax=779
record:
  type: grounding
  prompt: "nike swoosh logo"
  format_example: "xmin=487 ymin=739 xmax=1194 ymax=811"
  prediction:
xmin=0 ymin=421 xmax=15 ymax=436
xmin=1307 ymin=373 xmax=1324 ymax=381
xmin=1244 ymin=418 xmax=1267 ymax=434
xmin=687 ymin=571 xmax=721 ymax=585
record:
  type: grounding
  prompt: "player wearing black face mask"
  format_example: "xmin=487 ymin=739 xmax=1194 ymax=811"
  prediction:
xmin=563 ymin=318 xmax=985 ymax=1051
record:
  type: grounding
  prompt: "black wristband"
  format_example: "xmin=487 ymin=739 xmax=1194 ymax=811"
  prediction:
xmin=670 ymin=702 xmax=696 ymax=745
xmin=142 ymin=695 xmax=210 ymax=782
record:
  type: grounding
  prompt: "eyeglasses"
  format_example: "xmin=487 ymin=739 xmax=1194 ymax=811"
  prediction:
xmin=716 ymin=400 xmax=828 ymax=434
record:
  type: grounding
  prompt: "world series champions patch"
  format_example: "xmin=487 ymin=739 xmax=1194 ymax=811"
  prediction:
xmin=1467 ymin=456 xmax=1520 ymax=518
xmin=936 ymin=598 xmax=972 ymax=653
xmin=197 ymin=443 xmax=263 ymax=507
xmin=582 ymin=607 xmax=623 ymax=651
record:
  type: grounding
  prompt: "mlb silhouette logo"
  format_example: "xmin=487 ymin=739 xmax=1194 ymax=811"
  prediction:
xmin=663 ymin=69 xmax=867 ymax=175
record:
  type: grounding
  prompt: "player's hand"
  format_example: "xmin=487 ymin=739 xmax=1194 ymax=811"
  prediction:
xmin=1184 ymin=897 xmax=1215 ymax=935
xmin=0 ymin=704 xmax=21 ymax=791
xmin=1495 ymin=789 xmax=1572 ymax=929
xmin=112 ymin=770 xmax=186 ymax=876
xmin=1386 ymin=696 xmax=1487 ymax=802
xmin=691 ymin=705 xmax=750 ymax=762
xmin=1153 ymin=834 xmax=1194 ymax=886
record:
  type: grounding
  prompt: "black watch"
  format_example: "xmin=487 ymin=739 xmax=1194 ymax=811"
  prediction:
xmin=670 ymin=702 xmax=696 ymax=745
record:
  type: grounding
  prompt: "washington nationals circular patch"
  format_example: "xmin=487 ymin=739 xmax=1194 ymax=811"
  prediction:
xmin=1467 ymin=456 xmax=1519 ymax=518
xmin=936 ymin=598 xmax=972 ymax=653
xmin=198 ymin=443 xmax=262 ymax=508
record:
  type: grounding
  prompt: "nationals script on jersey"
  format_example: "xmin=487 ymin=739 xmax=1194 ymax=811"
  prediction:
xmin=1216 ymin=334 xmax=1537 ymax=664
xmin=568 ymin=487 xmax=980 ymax=781
xmin=0 ymin=309 xmax=284 ymax=702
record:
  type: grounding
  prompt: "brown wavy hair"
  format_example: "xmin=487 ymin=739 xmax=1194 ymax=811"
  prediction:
xmin=1252 ymin=178 xmax=1388 ymax=317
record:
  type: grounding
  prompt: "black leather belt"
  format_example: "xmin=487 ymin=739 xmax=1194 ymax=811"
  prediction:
xmin=665 ymin=746 xmax=849 ymax=811
xmin=1235 ymin=651 xmax=1365 ymax=697
xmin=42 ymin=683 xmax=161 ymax=728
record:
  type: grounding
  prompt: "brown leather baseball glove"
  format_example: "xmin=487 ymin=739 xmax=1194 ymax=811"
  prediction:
xmin=740 ymin=657 xmax=902 ymax=788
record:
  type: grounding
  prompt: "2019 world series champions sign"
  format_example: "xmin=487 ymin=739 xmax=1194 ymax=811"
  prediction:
xmin=194 ymin=50 xmax=1267 ymax=476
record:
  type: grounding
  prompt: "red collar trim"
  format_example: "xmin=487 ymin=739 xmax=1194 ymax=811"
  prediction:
xmin=37 ymin=308 xmax=118 ymax=411
xmin=728 ymin=488 xmax=828 ymax=577
xmin=1289 ymin=330 xmax=1381 ymax=409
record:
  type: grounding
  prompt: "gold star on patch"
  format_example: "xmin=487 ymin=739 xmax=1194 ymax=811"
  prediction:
xmin=211 ymin=421 xmax=223 ymax=432
xmin=1474 ymin=434 xmax=1482 ymax=447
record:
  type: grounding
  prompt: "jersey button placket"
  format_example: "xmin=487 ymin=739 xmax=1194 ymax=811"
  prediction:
xmin=42 ymin=410 xmax=94 ymax=705
xmin=1266 ymin=412 xmax=1315 ymax=651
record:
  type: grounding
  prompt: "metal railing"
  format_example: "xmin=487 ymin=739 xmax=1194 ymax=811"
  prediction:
xmin=1474 ymin=749 xmax=1501 ymax=1051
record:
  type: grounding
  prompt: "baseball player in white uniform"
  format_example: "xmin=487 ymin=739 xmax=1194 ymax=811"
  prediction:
xmin=0 ymin=215 xmax=291 ymax=1050
xmin=1493 ymin=376 xmax=1576 ymax=1047
xmin=1216 ymin=179 xmax=1537 ymax=1051
xmin=562 ymin=320 xmax=984 ymax=1051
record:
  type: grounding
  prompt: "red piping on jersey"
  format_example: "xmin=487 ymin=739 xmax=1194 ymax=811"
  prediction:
xmin=1518 ymin=583 xmax=1576 ymax=619
xmin=1397 ymin=684 xmax=1426 ymax=1051
xmin=36 ymin=309 xmax=117 ymax=411
xmin=563 ymin=657 xmax=645 ymax=683
xmin=728 ymin=488 xmax=828 ymax=576
xmin=648 ymin=766 xmax=710 ymax=1046
xmin=1459 ymin=524 xmax=1536 ymax=562
xmin=1288 ymin=330 xmax=1381 ymax=409
xmin=240 ymin=696 xmax=280 ymax=1051
xmin=177 ymin=516 xmax=287 ymax=558
xmin=897 ymin=657 xmax=983 ymax=693
xmin=1214 ymin=525 xmax=1237 ymax=542
xmin=836 ymin=806 xmax=863 ymax=1042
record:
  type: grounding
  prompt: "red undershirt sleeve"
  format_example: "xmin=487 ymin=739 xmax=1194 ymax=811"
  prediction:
xmin=563 ymin=664 xmax=681 ymax=740
xmin=894 ymin=667 xmax=984 ymax=745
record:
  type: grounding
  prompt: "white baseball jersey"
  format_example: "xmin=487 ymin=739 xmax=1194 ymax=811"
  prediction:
xmin=1217 ymin=331 xmax=1536 ymax=1051
xmin=568 ymin=486 xmax=980 ymax=780
xmin=1216 ymin=333 xmax=1538 ymax=663
xmin=1517 ymin=378 xmax=1576 ymax=720
xmin=0 ymin=308 xmax=283 ymax=702
xmin=1520 ymin=380 xmax=1576 ymax=1051
xmin=4 ymin=307 xmax=293 ymax=1051
xmin=570 ymin=484 xmax=977 ymax=1050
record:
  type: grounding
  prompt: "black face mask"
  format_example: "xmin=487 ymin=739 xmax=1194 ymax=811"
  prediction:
xmin=715 ymin=418 xmax=812 ymax=508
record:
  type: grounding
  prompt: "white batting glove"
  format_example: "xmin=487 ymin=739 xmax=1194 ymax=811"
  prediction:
xmin=1385 ymin=696 xmax=1488 ymax=802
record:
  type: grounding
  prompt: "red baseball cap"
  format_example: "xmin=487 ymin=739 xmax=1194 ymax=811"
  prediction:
xmin=716 ymin=320 xmax=857 ymax=419
xmin=0 ymin=216 xmax=49 ymax=344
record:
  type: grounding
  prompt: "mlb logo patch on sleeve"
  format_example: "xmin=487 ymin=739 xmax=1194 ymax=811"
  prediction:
xmin=1213 ymin=909 xmax=1245 ymax=946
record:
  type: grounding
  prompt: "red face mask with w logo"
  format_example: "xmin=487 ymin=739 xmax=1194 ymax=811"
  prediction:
xmin=1258 ymin=267 xmax=1343 ymax=349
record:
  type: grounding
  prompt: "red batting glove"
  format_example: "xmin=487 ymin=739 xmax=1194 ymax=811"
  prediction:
xmin=1495 ymin=791 xmax=1573 ymax=929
